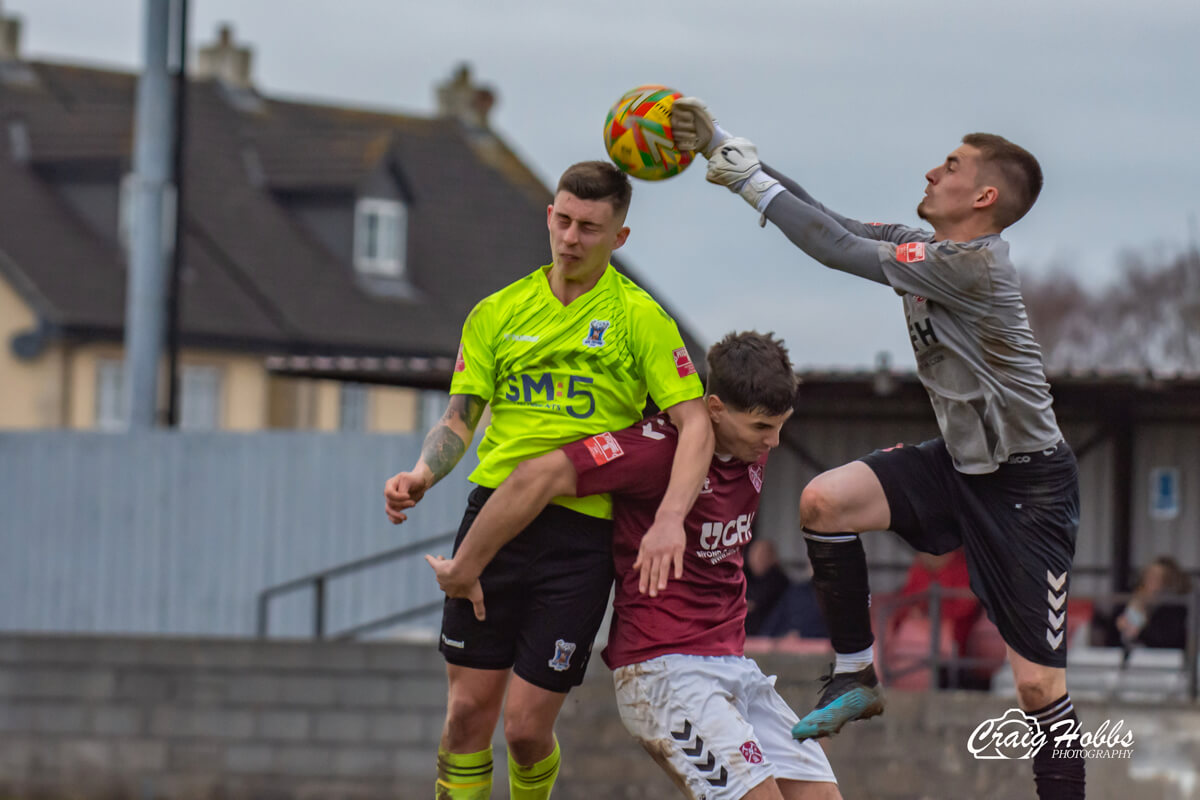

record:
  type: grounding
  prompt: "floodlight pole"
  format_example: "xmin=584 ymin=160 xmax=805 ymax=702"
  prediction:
xmin=123 ymin=0 xmax=176 ymax=429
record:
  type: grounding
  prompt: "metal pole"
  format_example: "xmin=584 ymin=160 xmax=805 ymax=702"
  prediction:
xmin=313 ymin=578 xmax=326 ymax=639
xmin=1187 ymin=587 xmax=1199 ymax=701
xmin=1112 ymin=404 xmax=1135 ymax=593
xmin=165 ymin=0 xmax=189 ymax=426
xmin=256 ymin=591 xmax=270 ymax=639
xmin=928 ymin=582 xmax=942 ymax=690
xmin=123 ymin=0 xmax=176 ymax=429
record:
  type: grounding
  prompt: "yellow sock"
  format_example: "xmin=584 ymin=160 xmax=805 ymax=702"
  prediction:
xmin=435 ymin=746 xmax=493 ymax=800
xmin=508 ymin=738 xmax=561 ymax=800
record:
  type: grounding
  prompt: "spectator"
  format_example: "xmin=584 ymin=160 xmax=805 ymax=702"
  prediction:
xmin=1094 ymin=556 xmax=1191 ymax=651
xmin=891 ymin=549 xmax=983 ymax=657
xmin=744 ymin=538 xmax=828 ymax=638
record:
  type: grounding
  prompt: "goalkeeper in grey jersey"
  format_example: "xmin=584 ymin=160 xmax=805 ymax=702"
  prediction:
xmin=673 ymin=100 xmax=1084 ymax=800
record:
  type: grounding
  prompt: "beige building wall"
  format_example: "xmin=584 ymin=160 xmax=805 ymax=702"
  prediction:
xmin=0 ymin=277 xmax=70 ymax=429
xmin=205 ymin=351 xmax=267 ymax=431
xmin=312 ymin=380 xmax=340 ymax=432
xmin=66 ymin=345 xmax=273 ymax=430
xmin=1 ymin=278 xmax=424 ymax=432
xmin=370 ymin=386 xmax=419 ymax=433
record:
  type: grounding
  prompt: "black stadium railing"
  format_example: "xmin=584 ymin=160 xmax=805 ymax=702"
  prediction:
xmin=256 ymin=531 xmax=455 ymax=640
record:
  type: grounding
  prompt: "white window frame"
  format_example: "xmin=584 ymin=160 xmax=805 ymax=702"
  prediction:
xmin=94 ymin=358 xmax=126 ymax=431
xmin=353 ymin=197 xmax=406 ymax=277
xmin=179 ymin=364 xmax=223 ymax=430
xmin=339 ymin=382 xmax=370 ymax=431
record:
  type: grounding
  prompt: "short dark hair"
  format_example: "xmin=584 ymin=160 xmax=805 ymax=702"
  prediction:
xmin=705 ymin=331 xmax=798 ymax=416
xmin=962 ymin=133 xmax=1043 ymax=229
xmin=556 ymin=161 xmax=633 ymax=219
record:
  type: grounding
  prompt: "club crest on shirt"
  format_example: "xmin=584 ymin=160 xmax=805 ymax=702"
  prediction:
xmin=583 ymin=319 xmax=610 ymax=347
xmin=548 ymin=639 xmax=577 ymax=672
xmin=740 ymin=741 xmax=764 ymax=764
xmin=748 ymin=464 xmax=763 ymax=493
xmin=896 ymin=242 xmax=926 ymax=264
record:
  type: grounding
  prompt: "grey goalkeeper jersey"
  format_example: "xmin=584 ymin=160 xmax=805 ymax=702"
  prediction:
xmin=761 ymin=165 xmax=1063 ymax=474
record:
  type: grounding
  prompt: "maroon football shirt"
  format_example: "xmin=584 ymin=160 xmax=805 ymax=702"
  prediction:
xmin=562 ymin=413 xmax=768 ymax=669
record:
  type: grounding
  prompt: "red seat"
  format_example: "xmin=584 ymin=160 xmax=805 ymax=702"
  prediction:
xmin=963 ymin=615 xmax=1009 ymax=681
xmin=883 ymin=615 xmax=957 ymax=690
xmin=1066 ymin=598 xmax=1094 ymax=644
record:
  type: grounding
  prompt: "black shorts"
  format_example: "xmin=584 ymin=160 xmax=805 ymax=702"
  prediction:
xmin=439 ymin=486 xmax=615 ymax=692
xmin=861 ymin=438 xmax=1080 ymax=668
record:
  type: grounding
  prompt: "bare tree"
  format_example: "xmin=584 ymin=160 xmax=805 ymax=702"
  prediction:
xmin=1022 ymin=246 xmax=1200 ymax=374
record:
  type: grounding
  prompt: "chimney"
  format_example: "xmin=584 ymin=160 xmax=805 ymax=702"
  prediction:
xmin=435 ymin=63 xmax=496 ymax=130
xmin=0 ymin=2 xmax=21 ymax=61
xmin=195 ymin=23 xmax=253 ymax=87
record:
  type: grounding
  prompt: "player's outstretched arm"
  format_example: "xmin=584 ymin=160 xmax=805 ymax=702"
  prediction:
xmin=635 ymin=397 xmax=714 ymax=597
xmin=425 ymin=449 xmax=578 ymax=620
xmin=384 ymin=393 xmax=486 ymax=525
xmin=760 ymin=164 xmax=890 ymax=241
xmin=703 ymin=140 xmax=891 ymax=285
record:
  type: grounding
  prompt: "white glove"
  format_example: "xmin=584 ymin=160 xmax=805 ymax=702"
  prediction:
xmin=706 ymin=138 xmax=783 ymax=212
xmin=671 ymin=96 xmax=729 ymax=158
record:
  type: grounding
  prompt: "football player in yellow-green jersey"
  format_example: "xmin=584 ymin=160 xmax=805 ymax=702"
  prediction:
xmin=384 ymin=161 xmax=713 ymax=800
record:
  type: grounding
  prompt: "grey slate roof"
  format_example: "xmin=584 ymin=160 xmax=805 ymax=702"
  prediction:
xmin=0 ymin=61 xmax=706 ymax=379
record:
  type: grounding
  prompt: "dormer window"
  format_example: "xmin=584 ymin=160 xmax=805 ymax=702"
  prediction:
xmin=354 ymin=197 xmax=405 ymax=278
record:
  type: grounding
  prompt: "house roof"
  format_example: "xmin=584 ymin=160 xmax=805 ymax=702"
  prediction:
xmin=0 ymin=60 xmax=706 ymax=371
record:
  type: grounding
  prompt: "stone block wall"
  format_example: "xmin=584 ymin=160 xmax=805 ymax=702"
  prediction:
xmin=0 ymin=636 xmax=1196 ymax=800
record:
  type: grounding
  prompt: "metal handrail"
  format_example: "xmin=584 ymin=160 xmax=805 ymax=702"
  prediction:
xmin=875 ymin=585 xmax=1200 ymax=701
xmin=256 ymin=531 xmax=455 ymax=639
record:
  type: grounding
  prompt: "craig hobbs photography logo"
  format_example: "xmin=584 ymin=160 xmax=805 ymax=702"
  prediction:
xmin=968 ymin=708 xmax=1134 ymax=760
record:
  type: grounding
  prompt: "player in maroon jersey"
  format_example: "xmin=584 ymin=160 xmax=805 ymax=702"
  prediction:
xmin=428 ymin=332 xmax=840 ymax=800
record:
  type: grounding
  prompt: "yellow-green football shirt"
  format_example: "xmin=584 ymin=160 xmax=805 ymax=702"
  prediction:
xmin=450 ymin=263 xmax=703 ymax=519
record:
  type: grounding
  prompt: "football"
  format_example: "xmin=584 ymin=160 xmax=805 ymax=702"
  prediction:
xmin=603 ymin=85 xmax=693 ymax=181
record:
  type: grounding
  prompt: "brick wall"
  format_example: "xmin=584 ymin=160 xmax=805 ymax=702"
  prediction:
xmin=0 ymin=635 xmax=1195 ymax=799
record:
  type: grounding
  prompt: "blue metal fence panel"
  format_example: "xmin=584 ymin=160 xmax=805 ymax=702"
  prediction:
xmin=0 ymin=432 xmax=477 ymax=637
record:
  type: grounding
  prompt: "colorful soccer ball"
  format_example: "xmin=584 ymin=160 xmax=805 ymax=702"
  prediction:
xmin=603 ymin=85 xmax=693 ymax=181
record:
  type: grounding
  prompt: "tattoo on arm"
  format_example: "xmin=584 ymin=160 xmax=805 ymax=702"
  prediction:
xmin=447 ymin=394 xmax=487 ymax=430
xmin=421 ymin=395 xmax=486 ymax=483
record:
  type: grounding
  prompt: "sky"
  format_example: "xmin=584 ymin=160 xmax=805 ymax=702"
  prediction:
xmin=12 ymin=0 xmax=1200 ymax=367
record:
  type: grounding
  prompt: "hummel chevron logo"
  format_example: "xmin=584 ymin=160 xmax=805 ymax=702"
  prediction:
xmin=695 ymin=752 xmax=715 ymax=772
xmin=1048 ymin=610 xmax=1065 ymax=630
xmin=1047 ymin=570 xmax=1067 ymax=591
xmin=1047 ymin=590 xmax=1066 ymax=611
xmin=1046 ymin=629 xmax=1064 ymax=649
xmin=682 ymin=736 xmax=705 ymax=758
xmin=670 ymin=721 xmax=692 ymax=741
xmin=707 ymin=767 xmax=729 ymax=787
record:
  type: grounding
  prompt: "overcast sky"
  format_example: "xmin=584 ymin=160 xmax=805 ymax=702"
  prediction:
xmin=13 ymin=0 xmax=1200 ymax=367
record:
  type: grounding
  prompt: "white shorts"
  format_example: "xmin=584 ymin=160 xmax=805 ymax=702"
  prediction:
xmin=613 ymin=654 xmax=837 ymax=800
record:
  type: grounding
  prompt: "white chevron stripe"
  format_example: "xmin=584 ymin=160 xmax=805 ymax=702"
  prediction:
xmin=1047 ymin=590 xmax=1066 ymax=611
xmin=641 ymin=129 xmax=675 ymax=166
xmin=1047 ymin=570 xmax=1067 ymax=591
xmin=1048 ymin=610 xmax=1065 ymax=630
xmin=1046 ymin=629 xmax=1064 ymax=649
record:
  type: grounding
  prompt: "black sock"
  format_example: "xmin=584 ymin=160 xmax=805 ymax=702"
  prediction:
xmin=1029 ymin=694 xmax=1086 ymax=800
xmin=803 ymin=529 xmax=874 ymax=654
